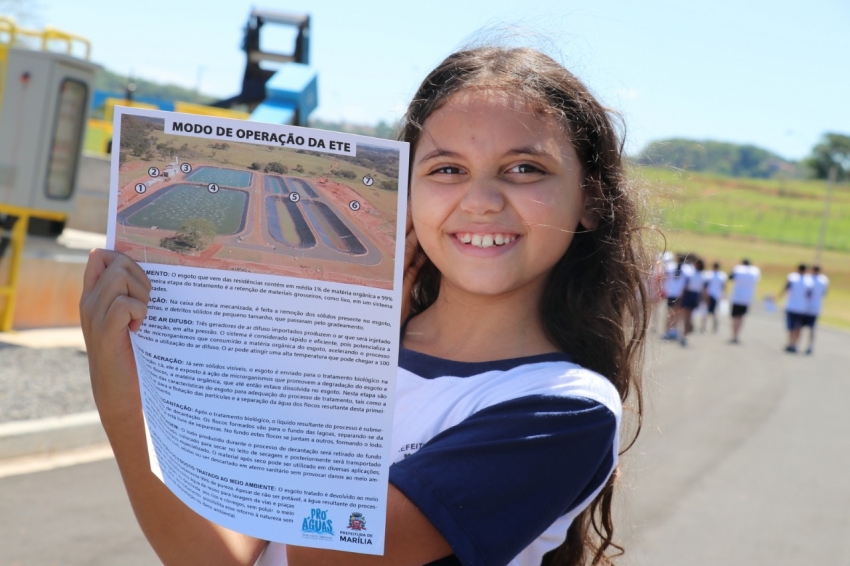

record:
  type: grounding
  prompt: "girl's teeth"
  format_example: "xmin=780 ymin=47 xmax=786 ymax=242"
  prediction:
xmin=458 ymin=233 xmax=516 ymax=248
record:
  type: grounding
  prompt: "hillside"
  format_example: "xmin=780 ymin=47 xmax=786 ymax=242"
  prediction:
xmin=636 ymin=138 xmax=801 ymax=179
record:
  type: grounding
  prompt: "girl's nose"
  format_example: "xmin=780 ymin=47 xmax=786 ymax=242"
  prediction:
xmin=459 ymin=178 xmax=505 ymax=215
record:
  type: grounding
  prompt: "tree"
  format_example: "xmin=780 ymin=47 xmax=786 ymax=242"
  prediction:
xmin=265 ymin=162 xmax=288 ymax=174
xmin=160 ymin=218 xmax=218 ymax=253
xmin=806 ymin=133 xmax=850 ymax=181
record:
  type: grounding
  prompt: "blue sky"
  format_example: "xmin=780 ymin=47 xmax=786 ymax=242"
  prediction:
xmin=25 ymin=0 xmax=850 ymax=159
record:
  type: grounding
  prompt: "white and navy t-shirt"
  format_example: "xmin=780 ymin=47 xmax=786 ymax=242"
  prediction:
xmin=784 ymin=272 xmax=813 ymax=315
xmin=259 ymin=350 xmax=621 ymax=566
xmin=390 ymin=349 xmax=621 ymax=566
xmin=730 ymin=264 xmax=761 ymax=306
xmin=703 ymin=270 xmax=728 ymax=300
xmin=808 ymin=274 xmax=830 ymax=316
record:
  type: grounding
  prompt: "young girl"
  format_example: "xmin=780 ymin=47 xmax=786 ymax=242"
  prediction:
xmin=81 ymin=46 xmax=649 ymax=566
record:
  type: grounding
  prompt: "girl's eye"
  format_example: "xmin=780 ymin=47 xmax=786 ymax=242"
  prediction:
xmin=506 ymin=163 xmax=545 ymax=175
xmin=430 ymin=165 xmax=463 ymax=175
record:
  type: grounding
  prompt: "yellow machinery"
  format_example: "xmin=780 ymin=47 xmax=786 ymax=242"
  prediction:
xmin=0 ymin=16 xmax=99 ymax=330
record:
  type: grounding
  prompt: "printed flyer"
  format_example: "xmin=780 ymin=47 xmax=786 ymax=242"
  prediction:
xmin=107 ymin=107 xmax=409 ymax=554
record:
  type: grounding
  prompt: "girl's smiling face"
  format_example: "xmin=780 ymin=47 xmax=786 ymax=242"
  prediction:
xmin=411 ymin=91 xmax=596 ymax=301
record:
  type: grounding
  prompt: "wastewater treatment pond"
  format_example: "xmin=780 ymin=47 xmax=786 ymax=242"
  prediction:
xmin=122 ymin=184 xmax=248 ymax=234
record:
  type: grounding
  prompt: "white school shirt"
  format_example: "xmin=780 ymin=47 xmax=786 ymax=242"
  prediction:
xmin=663 ymin=262 xmax=687 ymax=299
xmin=808 ymin=274 xmax=830 ymax=316
xmin=729 ymin=264 xmax=761 ymax=306
xmin=684 ymin=264 xmax=704 ymax=293
xmin=784 ymin=272 xmax=813 ymax=314
xmin=703 ymin=270 xmax=728 ymax=300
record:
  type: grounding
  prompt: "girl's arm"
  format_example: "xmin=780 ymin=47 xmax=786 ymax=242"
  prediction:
xmin=81 ymin=250 xmax=452 ymax=565
xmin=81 ymin=250 xmax=266 ymax=565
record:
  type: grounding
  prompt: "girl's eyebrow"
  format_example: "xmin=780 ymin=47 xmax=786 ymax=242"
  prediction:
xmin=416 ymin=148 xmax=459 ymax=164
xmin=416 ymin=146 xmax=554 ymax=165
xmin=507 ymin=146 xmax=555 ymax=159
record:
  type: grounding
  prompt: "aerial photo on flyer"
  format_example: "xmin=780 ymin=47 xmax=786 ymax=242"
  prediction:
xmin=113 ymin=115 xmax=401 ymax=289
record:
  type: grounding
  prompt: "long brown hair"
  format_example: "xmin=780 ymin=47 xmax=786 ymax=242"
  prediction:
xmin=399 ymin=46 xmax=650 ymax=565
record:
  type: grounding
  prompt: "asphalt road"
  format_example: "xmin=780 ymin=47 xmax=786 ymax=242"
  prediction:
xmin=620 ymin=309 xmax=850 ymax=565
xmin=1 ymin=308 xmax=848 ymax=565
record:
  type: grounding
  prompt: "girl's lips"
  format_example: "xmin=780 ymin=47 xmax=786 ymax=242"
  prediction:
xmin=454 ymin=232 xmax=518 ymax=248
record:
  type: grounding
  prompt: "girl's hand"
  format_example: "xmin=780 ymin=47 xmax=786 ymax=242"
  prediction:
xmin=79 ymin=249 xmax=151 ymax=425
xmin=401 ymin=211 xmax=426 ymax=324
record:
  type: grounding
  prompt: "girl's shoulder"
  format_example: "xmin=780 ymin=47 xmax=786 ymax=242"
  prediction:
xmin=397 ymin=348 xmax=622 ymax=420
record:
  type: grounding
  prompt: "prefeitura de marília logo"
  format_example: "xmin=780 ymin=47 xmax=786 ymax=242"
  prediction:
xmin=340 ymin=512 xmax=373 ymax=545
xmin=347 ymin=512 xmax=366 ymax=531
xmin=301 ymin=508 xmax=334 ymax=537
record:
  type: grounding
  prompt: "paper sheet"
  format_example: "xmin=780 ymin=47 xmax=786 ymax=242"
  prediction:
xmin=107 ymin=107 xmax=409 ymax=553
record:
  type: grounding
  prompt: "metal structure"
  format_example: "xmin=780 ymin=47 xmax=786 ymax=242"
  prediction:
xmin=0 ymin=16 xmax=99 ymax=330
xmin=214 ymin=9 xmax=317 ymax=126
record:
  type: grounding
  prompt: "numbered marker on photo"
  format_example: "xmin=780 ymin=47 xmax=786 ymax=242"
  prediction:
xmin=362 ymin=175 xmax=374 ymax=186
xmin=135 ymin=183 xmax=146 ymax=194
xmin=208 ymin=183 xmax=220 ymax=193
xmin=180 ymin=163 xmax=192 ymax=174
xmin=148 ymin=167 xmax=160 ymax=177
xmin=349 ymin=200 xmax=361 ymax=211
xmin=289 ymin=192 xmax=301 ymax=202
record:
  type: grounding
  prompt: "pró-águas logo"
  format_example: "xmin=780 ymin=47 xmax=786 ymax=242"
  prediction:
xmin=301 ymin=508 xmax=334 ymax=536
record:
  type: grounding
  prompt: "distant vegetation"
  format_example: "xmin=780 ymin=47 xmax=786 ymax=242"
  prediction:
xmin=308 ymin=119 xmax=396 ymax=140
xmin=95 ymin=68 xmax=216 ymax=106
xmin=636 ymin=138 xmax=800 ymax=179
xmin=805 ymin=132 xmax=850 ymax=182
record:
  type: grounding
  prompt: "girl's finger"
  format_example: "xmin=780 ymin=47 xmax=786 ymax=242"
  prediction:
xmin=83 ymin=250 xmax=150 ymax=299
xmin=104 ymin=295 xmax=149 ymax=335
xmin=81 ymin=256 xmax=151 ymax=334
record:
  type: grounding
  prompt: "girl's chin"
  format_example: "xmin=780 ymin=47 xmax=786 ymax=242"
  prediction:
xmin=439 ymin=274 xmax=536 ymax=299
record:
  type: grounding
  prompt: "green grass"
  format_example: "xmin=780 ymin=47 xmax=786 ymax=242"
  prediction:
xmin=640 ymin=167 xmax=850 ymax=251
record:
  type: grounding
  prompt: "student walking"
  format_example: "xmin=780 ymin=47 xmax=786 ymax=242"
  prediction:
xmin=80 ymin=46 xmax=651 ymax=566
xmin=728 ymin=259 xmax=760 ymax=344
xmin=701 ymin=262 xmax=727 ymax=333
xmin=803 ymin=265 xmax=830 ymax=355
xmin=678 ymin=257 xmax=705 ymax=346
xmin=778 ymin=264 xmax=813 ymax=353
xmin=662 ymin=254 xmax=687 ymax=340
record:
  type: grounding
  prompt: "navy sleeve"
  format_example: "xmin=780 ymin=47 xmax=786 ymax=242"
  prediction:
xmin=388 ymin=396 xmax=617 ymax=566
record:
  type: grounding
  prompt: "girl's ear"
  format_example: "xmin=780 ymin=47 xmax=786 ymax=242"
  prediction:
xmin=579 ymin=177 xmax=601 ymax=231
xmin=579 ymin=200 xmax=599 ymax=231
